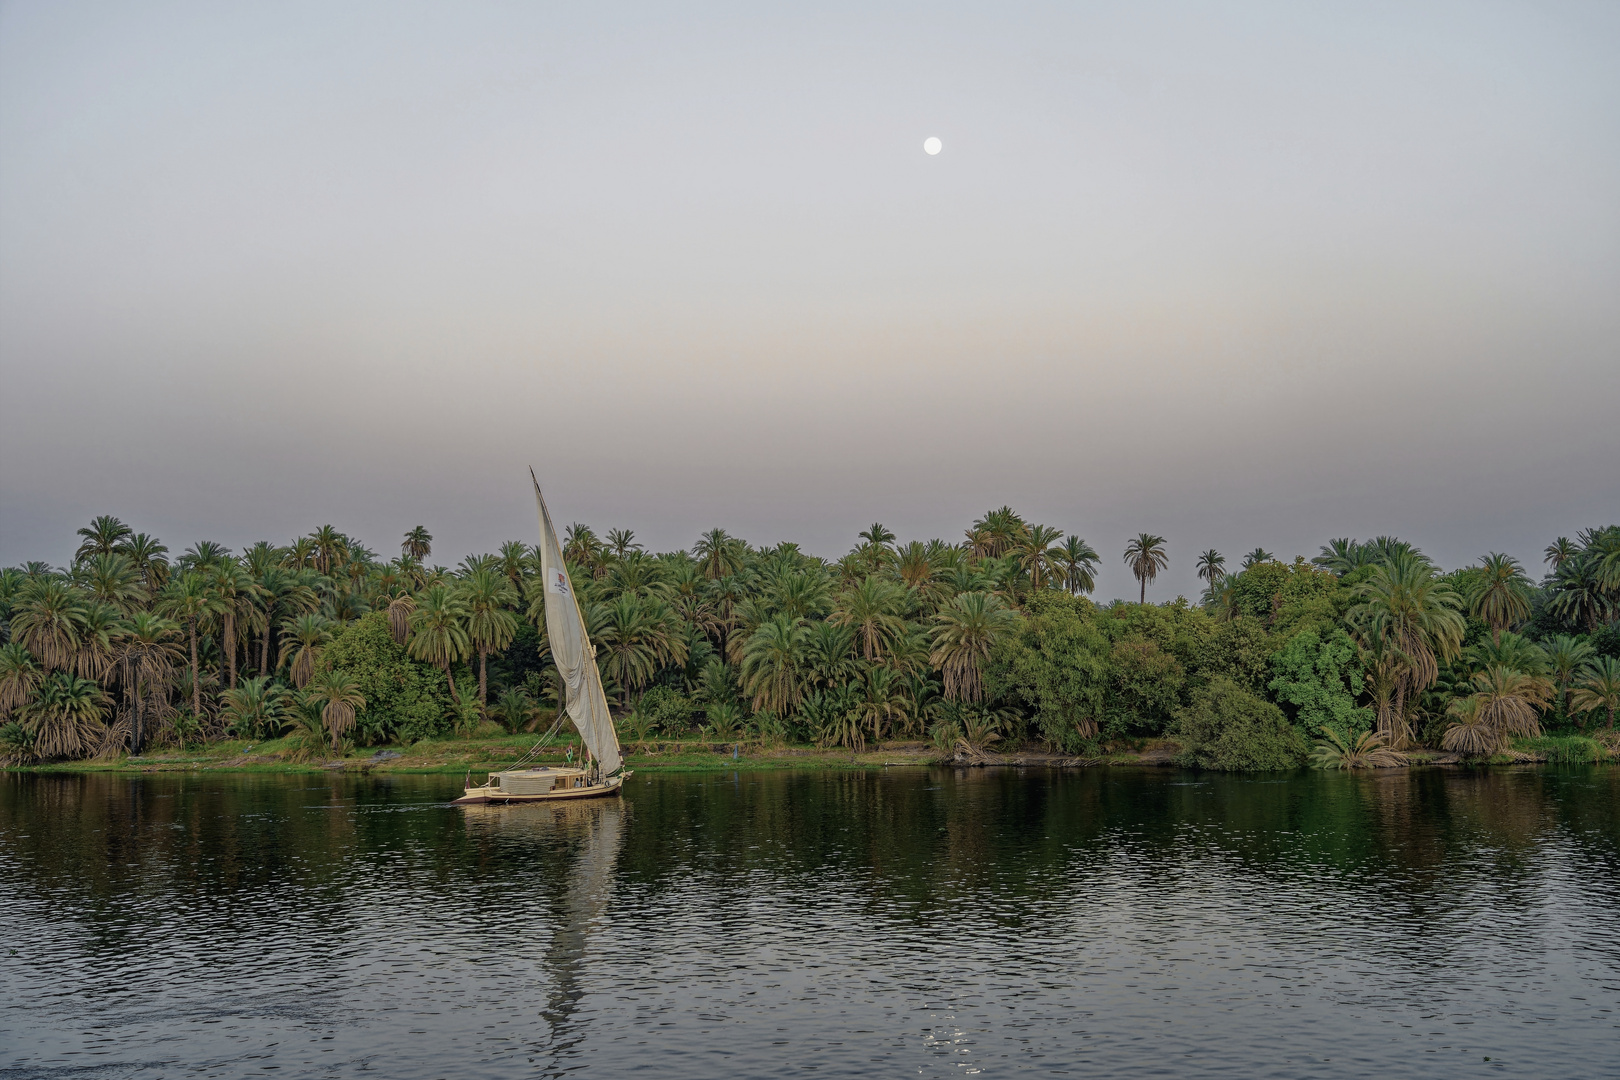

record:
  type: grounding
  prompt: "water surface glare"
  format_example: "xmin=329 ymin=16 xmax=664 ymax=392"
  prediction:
xmin=2 ymin=767 xmax=1617 ymax=1078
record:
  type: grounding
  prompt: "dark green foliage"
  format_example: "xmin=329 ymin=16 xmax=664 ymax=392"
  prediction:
xmin=1269 ymin=627 xmax=1372 ymax=742
xmin=638 ymin=686 xmax=696 ymax=734
xmin=317 ymin=613 xmax=454 ymax=744
xmin=1196 ymin=617 xmax=1273 ymax=693
xmin=1105 ymin=638 xmax=1184 ymax=737
xmin=985 ymin=592 xmax=1110 ymax=753
xmin=1170 ymin=677 xmax=1308 ymax=771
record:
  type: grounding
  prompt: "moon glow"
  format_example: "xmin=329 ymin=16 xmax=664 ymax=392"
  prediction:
xmin=923 ymin=136 xmax=942 ymax=155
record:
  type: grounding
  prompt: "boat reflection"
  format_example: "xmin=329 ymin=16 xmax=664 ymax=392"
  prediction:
xmin=460 ymin=798 xmax=625 ymax=1051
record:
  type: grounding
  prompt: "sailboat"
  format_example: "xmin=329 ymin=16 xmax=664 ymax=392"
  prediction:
xmin=454 ymin=475 xmax=628 ymax=804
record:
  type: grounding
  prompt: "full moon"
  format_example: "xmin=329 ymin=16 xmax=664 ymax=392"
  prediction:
xmin=923 ymin=136 xmax=942 ymax=155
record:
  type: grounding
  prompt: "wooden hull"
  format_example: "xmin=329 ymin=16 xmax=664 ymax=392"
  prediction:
xmin=454 ymin=773 xmax=626 ymax=805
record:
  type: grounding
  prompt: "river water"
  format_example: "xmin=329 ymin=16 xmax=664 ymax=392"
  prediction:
xmin=1 ymin=766 xmax=1616 ymax=1078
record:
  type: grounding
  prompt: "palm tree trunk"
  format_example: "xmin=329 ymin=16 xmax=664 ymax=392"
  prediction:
xmin=224 ymin=613 xmax=237 ymax=689
xmin=444 ymin=663 xmax=456 ymax=696
xmin=260 ymin=603 xmax=273 ymax=675
xmin=1139 ymin=575 xmax=1146 ymax=604
xmin=479 ymin=649 xmax=488 ymax=705
xmin=189 ymin=622 xmax=201 ymax=718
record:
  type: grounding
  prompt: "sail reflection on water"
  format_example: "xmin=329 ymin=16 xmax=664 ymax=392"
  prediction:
xmin=459 ymin=799 xmax=626 ymax=1049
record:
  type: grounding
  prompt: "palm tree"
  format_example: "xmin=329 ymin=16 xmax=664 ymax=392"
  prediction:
xmin=303 ymin=670 xmax=366 ymax=750
xmin=1544 ymin=537 xmax=1577 ymax=571
xmin=930 ymin=591 xmax=1021 ymax=702
xmin=1468 ymin=552 xmax=1532 ymax=642
xmin=741 ymin=614 xmax=809 ymax=715
xmin=497 ymin=541 xmax=532 ymax=591
xmin=1123 ymin=534 xmax=1169 ymax=604
xmin=1570 ymin=656 xmax=1620 ymax=729
xmin=593 ymin=595 xmax=685 ymax=705
xmin=119 ymin=533 xmax=170 ymax=591
xmin=564 ymin=524 xmax=607 ymax=577
xmin=220 ymin=676 xmax=293 ymax=741
xmin=962 ymin=507 xmax=1021 ymax=560
xmin=278 ymin=613 xmax=334 ymax=689
xmin=859 ymin=522 xmax=897 ymax=548
xmin=460 ymin=567 xmax=519 ymax=705
xmin=73 ymin=603 xmax=122 ymax=683
xmin=1545 ymin=635 xmax=1595 ymax=716
xmin=178 ymin=541 xmax=231 ymax=572
xmin=209 ymin=560 xmax=260 ymax=690
xmin=1049 ymin=536 xmax=1100 ymax=596
xmin=76 ymin=552 xmax=148 ymax=613
xmin=1196 ymin=549 xmax=1226 ymax=588
xmin=1347 ymin=553 xmax=1466 ymax=744
xmin=1548 ymin=555 xmax=1613 ymax=633
xmin=1444 ymin=665 xmax=1552 ymax=753
xmin=407 ymin=584 xmax=470 ymax=695
xmin=74 ymin=515 xmax=132 ymax=563
xmin=157 ymin=571 xmax=229 ymax=719
xmin=23 ymin=672 xmax=109 ymax=759
xmin=0 ymin=643 xmax=42 ymax=720
xmin=309 ymin=526 xmax=348 ymax=576
xmin=694 ymin=528 xmax=745 ymax=580
xmin=1015 ymin=524 xmax=1065 ymax=591
xmin=489 ymin=686 xmax=537 ymax=734
xmin=115 ymin=612 xmax=184 ymax=754
xmin=8 ymin=578 xmax=88 ymax=671
xmin=830 ymin=577 xmax=906 ymax=660
xmin=606 ymin=528 xmax=641 ymax=561
xmin=1241 ymin=548 xmax=1274 ymax=569
xmin=853 ymin=665 xmax=910 ymax=745
xmin=402 ymin=526 xmax=433 ymax=561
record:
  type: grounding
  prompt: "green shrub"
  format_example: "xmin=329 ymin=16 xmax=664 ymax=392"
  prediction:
xmin=638 ymin=686 xmax=696 ymax=733
xmin=1170 ymin=676 xmax=1308 ymax=771
xmin=1516 ymin=734 xmax=1608 ymax=763
xmin=1269 ymin=627 xmax=1374 ymax=743
xmin=317 ymin=612 xmax=455 ymax=744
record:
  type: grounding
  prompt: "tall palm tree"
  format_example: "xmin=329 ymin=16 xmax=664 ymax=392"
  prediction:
xmin=115 ymin=612 xmax=184 ymax=754
xmin=694 ymin=528 xmax=745 ymax=580
xmin=406 ymin=584 xmax=469 ymax=694
xmin=1468 ymin=552 xmax=1532 ymax=642
xmin=1015 ymin=524 xmax=1066 ymax=591
xmin=1123 ymin=534 xmax=1169 ymax=604
xmin=1048 ymin=536 xmax=1100 ymax=596
xmin=1241 ymin=548 xmax=1274 ymax=569
xmin=73 ymin=604 xmax=122 ymax=683
xmin=157 ymin=572 xmax=229 ymax=719
xmin=741 ymin=614 xmax=809 ymax=715
xmin=253 ymin=567 xmax=319 ymax=674
xmin=1544 ymin=537 xmax=1577 ymax=572
xmin=930 ymin=591 xmax=1021 ymax=702
xmin=1548 ymin=554 xmax=1613 ymax=633
xmin=564 ymin=524 xmax=607 ymax=577
xmin=460 ymin=567 xmax=519 ymax=705
xmin=309 ymin=526 xmax=348 ymax=576
xmin=402 ymin=526 xmax=434 ymax=561
xmin=74 ymin=515 xmax=132 ymax=563
xmin=859 ymin=523 xmax=897 ymax=549
xmin=119 ymin=533 xmax=170 ymax=591
xmin=209 ymin=561 xmax=261 ymax=689
xmin=1347 ymin=552 xmax=1466 ymax=744
xmin=1195 ymin=549 xmax=1226 ymax=588
xmin=303 ymin=670 xmax=366 ymax=750
xmin=178 ymin=541 xmax=231 ymax=572
xmin=966 ymin=507 xmax=1024 ymax=560
xmin=497 ymin=541 xmax=531 ymax=590
xmin=606 ymin=528 xmax=641 ymax=561
xmin=278 ymin=613 xmax=334 ymax=689
xmin=853 ymin=665 xmax=910 ymax=745
xmin=1570 ymin=656 xmax=1620 ymax=729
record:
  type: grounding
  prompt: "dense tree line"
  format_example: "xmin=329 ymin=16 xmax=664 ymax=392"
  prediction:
xmin=1 ymin=511 xmax=1616 ymax=769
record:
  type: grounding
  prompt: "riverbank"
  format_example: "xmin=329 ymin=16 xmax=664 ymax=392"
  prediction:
xmin=6 ymin=731 xmax=1613 ymax=775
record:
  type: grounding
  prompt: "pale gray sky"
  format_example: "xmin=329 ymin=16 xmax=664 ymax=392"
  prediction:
xmin=2 ymin=1 xmax=1616 ymax=599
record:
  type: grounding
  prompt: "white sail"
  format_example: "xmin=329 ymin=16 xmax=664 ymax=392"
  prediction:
xmin=533 ymin=476 xmax=623 ymax=775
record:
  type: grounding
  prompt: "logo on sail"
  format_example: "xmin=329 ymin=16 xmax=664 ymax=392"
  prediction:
xmin=548 ymin=567 xmax=571 ymax=597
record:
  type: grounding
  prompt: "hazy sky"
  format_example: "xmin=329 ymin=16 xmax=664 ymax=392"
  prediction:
xmin=2 ymin=1 xmax=1616 ymax=599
